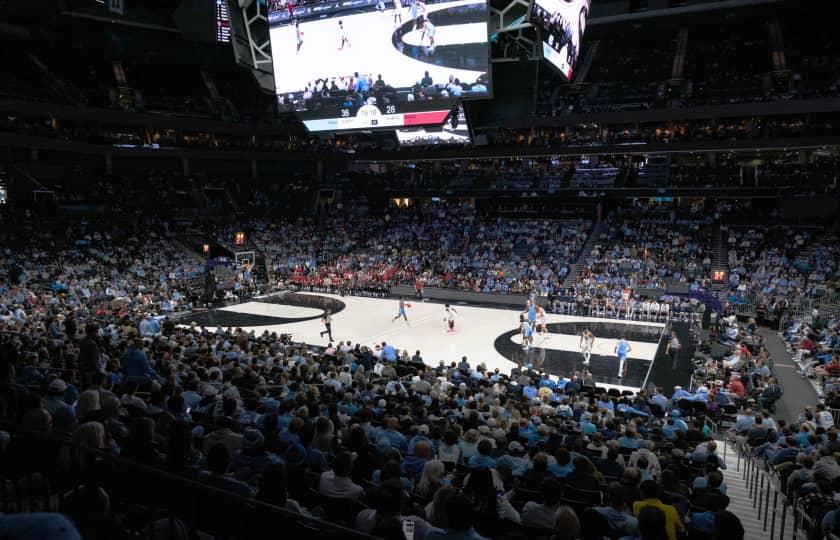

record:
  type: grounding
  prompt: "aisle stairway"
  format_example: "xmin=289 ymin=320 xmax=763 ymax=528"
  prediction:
xmin=562 ymin=218 xmax=607 ymax=288
xmin=719 ymin=439 xmax=795 ymax=540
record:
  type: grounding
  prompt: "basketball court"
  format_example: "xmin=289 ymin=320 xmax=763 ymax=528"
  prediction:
xmin=179 ymin=292 xmax=698 ymax=393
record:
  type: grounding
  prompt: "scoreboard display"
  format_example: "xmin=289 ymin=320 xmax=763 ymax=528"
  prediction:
xmin=216 ymin=0 xmax=231 ymax=43
xmin=268 ymin=0 xmax=491 ymax=133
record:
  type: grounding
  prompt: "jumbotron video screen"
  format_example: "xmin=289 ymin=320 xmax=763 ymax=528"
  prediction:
xmin=530 ymin=0 xmax=591 ymax=79
xmin=268 ymin=0 xmax=491 ymax=132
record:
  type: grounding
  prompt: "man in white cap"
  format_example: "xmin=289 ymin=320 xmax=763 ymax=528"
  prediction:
xmin=43 ymin=379 xmax=74 ymax=419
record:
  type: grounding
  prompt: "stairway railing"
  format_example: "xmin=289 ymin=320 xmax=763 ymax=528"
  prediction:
xmin=724 ymin=437 xmax=799 ymax=540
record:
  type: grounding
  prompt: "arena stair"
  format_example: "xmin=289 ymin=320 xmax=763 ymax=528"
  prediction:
xmin=719 ymin=440 xmax=795 ymax=540
xmin=671 ymin=28 xmax=689 ymax=80
xmin=712 ymin=224 xmax=727 ymax=268
xmin=767 ymin=20 xmax=787 ymax=71
xmin=562 ymin=218 xmax=606 ymax=288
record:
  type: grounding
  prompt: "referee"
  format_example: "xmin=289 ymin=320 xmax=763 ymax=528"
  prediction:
xmin=666 ymin=330 xmax=682 ymax=370
xmin=320 ymin=309 xmax=334 ymax=341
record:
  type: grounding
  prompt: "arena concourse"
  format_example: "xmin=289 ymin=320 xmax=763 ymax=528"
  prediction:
xmin=0 ymin=1 xmax=838 ymax=540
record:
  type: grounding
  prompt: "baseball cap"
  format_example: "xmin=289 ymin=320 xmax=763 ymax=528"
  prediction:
xmin=241 ymin=428 xmax=265 ymax=451
xmin=49 ymin=379 xmax=67 ymax=393
xmin=508 ymin=441 xmax=525 ymax=454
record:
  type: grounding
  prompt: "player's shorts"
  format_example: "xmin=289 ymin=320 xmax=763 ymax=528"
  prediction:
xmin=399 ymin=308 xmax=406 ymax=316
xmin=537 ymin=317 xmax=546 ymax=325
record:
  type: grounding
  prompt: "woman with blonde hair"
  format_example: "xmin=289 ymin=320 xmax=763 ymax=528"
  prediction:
xmin=65 ymin=421 xmax=106 ymax=470
xmin=76 ymin=390 xmax=101 ymax=423
xmin=416 ymin=459 xmax=446 ymax=498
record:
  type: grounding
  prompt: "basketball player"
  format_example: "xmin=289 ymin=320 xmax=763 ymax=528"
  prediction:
xmin=319 ymin=309 xmax=333 ymax=341
xmin=650 ymin=299 xmax=661 ymax=322
xmin=295 ymin=20 xmax=304 ymax=54
xmin=615 ymin=336 xmax=631 ymax=378
xmin=338 ymin=20 xmax=351 ymax=50
xmin=521 ymin=317 xmax=534 ymax=350
xmin=392 ymin=0 xmax=403 ymax=25
xmin=535 ymin=304 xmax=548 ymax=335
xmin=443 ymin=304 xmax=458 ymax=332
xmin=580 ymin=328 xmax=594 ymax=365
xmin=392 ymin=297 xmax=408 ymax=323
xmin=523 ymin=299 xmax=537 ymax=331
xmin=641 ymin=298 xmax=651 ymax=320
xmin=421 ymin=18 xmax=436 ymax=53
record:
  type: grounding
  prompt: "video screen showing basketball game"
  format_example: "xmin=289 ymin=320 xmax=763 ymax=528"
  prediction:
xmin=530 ymin=0 xmax=591 ymax=79
xmin=268 ymin=0 xmax=491 ymax=132
xmin=395 ymin=103 xmax=470 ymax=145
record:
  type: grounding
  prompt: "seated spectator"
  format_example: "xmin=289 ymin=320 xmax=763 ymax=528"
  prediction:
xmin=468 ymin=439 xmax=497 ymax=469
xmin=594 ymin=482 xmax=639 ymax=537
xmin=355 ymin=479 xmax=431 ymax=538
xmin=425 ymin=492 xmax=489 ymax=540
xmin=632 ymin=480 xmax=685 ymax=540
xmin=318 ymin=451 xmax=364 ymax=500
xmin=464 ymin=468 xmax=520 ymax=529
xmin=554 ymin=505 xmax=581 ymax=540
xmin=198 ymin=444 xmax=255 ymax=498
xmin=256 ymin=462 xmax=308 ymax=515
xmin=521 ymin=478 xmax=563 ymax=529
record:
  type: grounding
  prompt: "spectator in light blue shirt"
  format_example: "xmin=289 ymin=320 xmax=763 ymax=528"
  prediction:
xmin=618 ymin=431 xmax=639 ymax=449
xmin=650 ymin=388 xmax=670 ymax=411
xmin=548 ymin=448 xmax=575 ymax=478
xmin=672 ymin=386 xmax=693 ymax=401
xmin=355 ymin=73 xmax=369 ymax=94
xmin=523 ymin=382 xmax=538 ymax=400
xmin=597 ymin=396 xmax=615 ymax=412
xmin=581 ymin=416 xmax=598 ymax=436
xmin=380 ymin=342 xmax=397 ymax=362
xmin=468 ymin=440 xmax=497 ymax=469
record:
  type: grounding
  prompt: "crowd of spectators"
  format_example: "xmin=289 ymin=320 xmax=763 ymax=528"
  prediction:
xmin=2 ymin=250 xmax=756 ymax=538
xmin=723 ymin=225 xmax=839 ymax=321
xmin=784 ymin=316 xmax=840 ymax=395
xmin=236 ymin=204 xmax=592 ymax=296
xmin=538 ymin=204 xmax=714 ymax=323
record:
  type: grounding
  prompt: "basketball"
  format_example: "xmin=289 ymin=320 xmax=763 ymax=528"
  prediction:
xmin=406 ymin=303 xmax=412 ymax=308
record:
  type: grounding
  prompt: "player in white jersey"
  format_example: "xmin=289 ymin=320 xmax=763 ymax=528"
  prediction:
xmin=392 ymin=0 xmax=403 ymax=24
xmin=421 ymin=19 xmax=436 ymax=53
xmin=319 ymin=309 xmax=333 ymax=341
xmin=338 ymin=20 xmax=351 ymax=50
xmin=580 ymin=328 xmax=594 ymax=365
xmin=641 ymin=300 xmax=651 ymax=320
xmin=626 ymin=297 xmax=637 ymax=320
xmin=535 ymin=305 xmax=547 ymax=335
xmin=443 ymin=304 xmax=458 ymax=332
xmin=650 ymin=300 xmax=661 ymax=321
xmin=295 ymin=21 xmax=304 ymax=53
